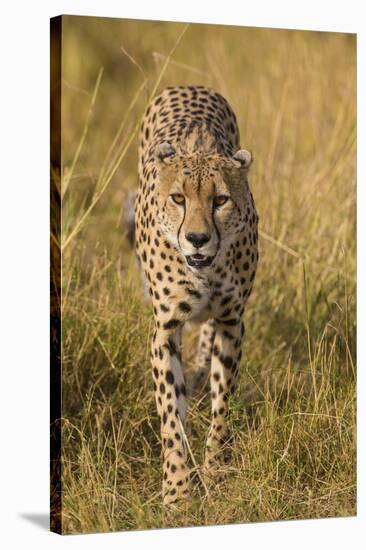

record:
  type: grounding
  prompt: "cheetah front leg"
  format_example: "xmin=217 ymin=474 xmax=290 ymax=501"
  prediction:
xmin=203 ymin=318 xmax=244 ymax=483
xmin=190 ymin=318 xmax=216 ymax=398
xmin=151 ymin=324 xmax=191 ymax=505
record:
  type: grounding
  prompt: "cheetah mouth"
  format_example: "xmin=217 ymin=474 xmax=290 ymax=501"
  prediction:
xmin=186 ymin=254 xmax=214 ymax=268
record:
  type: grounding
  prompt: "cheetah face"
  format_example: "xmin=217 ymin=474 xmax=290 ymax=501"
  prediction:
xmin=155 ymin=143 xmax=253 ymax=270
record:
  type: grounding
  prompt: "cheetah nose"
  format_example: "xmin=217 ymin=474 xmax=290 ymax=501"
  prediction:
xmin=185 ymin=232 xmax=210 ymax=248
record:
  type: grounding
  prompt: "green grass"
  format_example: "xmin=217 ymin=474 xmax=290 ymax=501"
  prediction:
xmin=57 ymin=17 xmax=356 ymax=533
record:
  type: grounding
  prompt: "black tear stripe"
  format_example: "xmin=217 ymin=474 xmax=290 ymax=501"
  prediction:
xmin=212 ymin=200 xmax=221 ymax=256
xmin=176 ymin=193 xmax=186 ymax=253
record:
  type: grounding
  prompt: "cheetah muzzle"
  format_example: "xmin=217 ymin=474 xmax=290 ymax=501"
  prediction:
xmin=134 ymin=85 xmax=258 ymax=505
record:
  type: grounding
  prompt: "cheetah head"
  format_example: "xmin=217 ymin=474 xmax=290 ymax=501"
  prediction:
xmin=154 ymin=142 xmax=253 ymax=270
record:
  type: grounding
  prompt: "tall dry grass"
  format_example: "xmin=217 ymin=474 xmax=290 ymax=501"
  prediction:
xmin=57 ymin=16 xmax=356 ymax=533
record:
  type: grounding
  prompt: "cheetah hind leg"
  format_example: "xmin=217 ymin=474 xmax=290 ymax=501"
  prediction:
xmin=189 ymin=319 xmax=216 ymax=400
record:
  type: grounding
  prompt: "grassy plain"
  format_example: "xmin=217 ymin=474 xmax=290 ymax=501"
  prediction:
xmin=57 ymin=17 xmax=356 ymax=533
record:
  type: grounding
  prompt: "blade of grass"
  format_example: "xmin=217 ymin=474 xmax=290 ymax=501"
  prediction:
xmin=61 ymin=24 xmax=190 ymax=251
xmin=61 ymin=67 xmax=104 ymax=200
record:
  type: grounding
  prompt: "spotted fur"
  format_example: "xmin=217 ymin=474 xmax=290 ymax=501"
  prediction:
xmin=134 ymin=85 xmax=258 ymax=504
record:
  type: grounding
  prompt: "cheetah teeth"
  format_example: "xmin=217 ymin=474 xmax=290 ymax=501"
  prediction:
xmin=186 ymin=255 xmax=214 ymax=268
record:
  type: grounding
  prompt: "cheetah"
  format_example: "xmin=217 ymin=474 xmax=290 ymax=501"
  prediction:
xmin=134 ymin=85 xmax=259 ymax=505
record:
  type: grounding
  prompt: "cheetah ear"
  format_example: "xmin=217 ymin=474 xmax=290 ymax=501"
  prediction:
xmin=232 ymin=149 xmax=253 ymax=169
xmin=155 ymin=142 xmax=176 ymax=163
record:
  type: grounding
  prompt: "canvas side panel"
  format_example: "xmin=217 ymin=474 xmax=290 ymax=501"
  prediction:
xmin=50 ymin=15 xmax=62 ymax=535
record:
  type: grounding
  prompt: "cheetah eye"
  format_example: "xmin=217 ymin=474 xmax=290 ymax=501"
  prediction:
xmin=171 ymin=194 xmax=185 ymax=205
xmin=213 ymin=195 xmax=229 ymax=207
